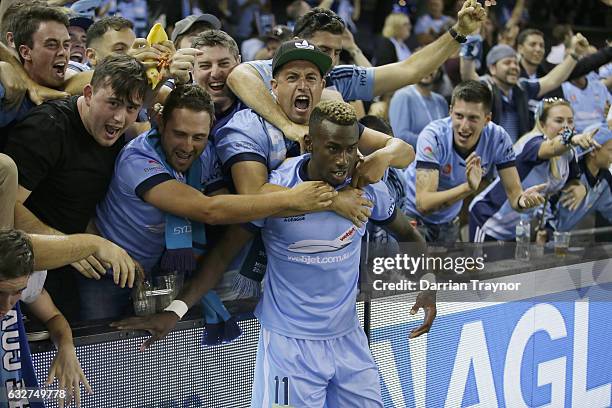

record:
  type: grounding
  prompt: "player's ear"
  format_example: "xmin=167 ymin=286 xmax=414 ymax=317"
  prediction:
xmin=304 ymin=134 xmax=313 ymax=153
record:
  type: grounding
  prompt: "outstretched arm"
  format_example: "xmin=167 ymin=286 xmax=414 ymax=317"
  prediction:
xmin=372 ymin=0 xmax=492 ymax=95
xmin=538 ymin=34 xmax=589 ymax=97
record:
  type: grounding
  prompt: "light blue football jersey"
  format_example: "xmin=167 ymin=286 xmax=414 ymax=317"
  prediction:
xmin=250 ymin=154 xmax=397 ymax=339
xmin=400 ymin=117 xmax=516 ymax=224
xmin=562 ymin=73 xmax=612 ymax=133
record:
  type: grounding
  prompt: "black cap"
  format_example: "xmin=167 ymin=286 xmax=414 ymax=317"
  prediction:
xmin=272 ymin=39 xmax=332 ymax=77
xmin=69 ymin=15 xmax=94 ymax=31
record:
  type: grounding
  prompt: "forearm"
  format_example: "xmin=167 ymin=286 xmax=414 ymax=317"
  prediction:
xmin=14 ymin=202 xmax=63 ymax=235
xmin=376 ymin=138 xmax=414 ymax=169
xmin=45 ymin=314 xmax=74 ymax=350
xmin=30 ymin=234 xmax=99 ymax=270
xmin=373 ymin=32 xmax=460 ymax=95
xmin=63 ymin=71 xmax=93 ymax=95
xmin=417 ymin=183 xmax=472 ymax=215
xmin=199 ymin=191 xmax=296 ymax=224
xmin=568 ymin=47 xmax=612 ymax=80
xmin=538 ymin=55 xmax=577 ymax=97
xmin=506 ymin=0 xmax=525 ymax=27
xmin=459 ymin=56 xmax=479 ymax=81
xmin=0 ymin=42 xmax=20 ymax=64
xmin=537 ymin=137 xmax=571 ymax=160
xmin=177 ymin=228 xmax=250 ymax=308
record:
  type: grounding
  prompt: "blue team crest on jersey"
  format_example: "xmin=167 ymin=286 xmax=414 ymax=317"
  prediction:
xmin=287 ymin=225 xmax=357 ymax=254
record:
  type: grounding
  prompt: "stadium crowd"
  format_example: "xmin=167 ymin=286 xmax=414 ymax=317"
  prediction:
xmin=0 ymin=0 xmax=611 ymax=406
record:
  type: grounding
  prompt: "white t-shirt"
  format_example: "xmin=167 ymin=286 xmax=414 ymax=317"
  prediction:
xmin=21 ymin=271 xmax=47 ymax=304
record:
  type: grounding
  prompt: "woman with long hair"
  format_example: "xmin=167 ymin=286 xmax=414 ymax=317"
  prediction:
xmin=468 ymin=97 xmax=599 ymax=242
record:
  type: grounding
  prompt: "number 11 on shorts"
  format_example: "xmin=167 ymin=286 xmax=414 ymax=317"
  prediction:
xmin=272 ymin=375 xmax=292 ymax=407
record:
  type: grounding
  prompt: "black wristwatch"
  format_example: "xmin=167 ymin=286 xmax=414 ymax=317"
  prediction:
xmin=448 ymin=27 xmax=467 ymax=43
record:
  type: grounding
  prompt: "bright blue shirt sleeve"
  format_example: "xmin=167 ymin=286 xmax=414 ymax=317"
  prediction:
xmin=245 ymin=59 xmax=274 ymax=90
xmin=327 ymin=64 xmax=375 ymax=101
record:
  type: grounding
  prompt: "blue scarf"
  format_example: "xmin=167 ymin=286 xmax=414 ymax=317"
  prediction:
xmin=146 ymin=130 xmax=241 ymax=345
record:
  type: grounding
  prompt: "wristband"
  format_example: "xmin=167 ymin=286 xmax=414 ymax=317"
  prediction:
xmin=164 ymin=300 xmax=188 ymax=319
xmin=448 ymin=27 xmax=467 ymax=44
xmin=569 ymin=52 xmax=580 ymax=61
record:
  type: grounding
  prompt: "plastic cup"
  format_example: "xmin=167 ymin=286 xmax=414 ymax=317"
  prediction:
xmin=553 ymin=231 xmax=570 ymax=257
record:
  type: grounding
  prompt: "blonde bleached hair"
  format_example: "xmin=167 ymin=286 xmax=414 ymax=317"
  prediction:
xmin=517 ymin=97 xmax=573 ymax=179
xmin=382 ymin=13 xmax=410 ymax=39
xmin=310 ymin=100 xmax=357 ymax=127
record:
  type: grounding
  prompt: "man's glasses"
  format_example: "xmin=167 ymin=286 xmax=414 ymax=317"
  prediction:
xmin=294 ymin=12 xmax=346 ymax=36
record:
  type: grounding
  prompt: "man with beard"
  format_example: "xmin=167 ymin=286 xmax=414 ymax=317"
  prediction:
xmin=3 ymin=54 xmax=148 ymax=321
xmin=388 ymin=68 xmax=449 ymax=148
xmin=461 ymin=35 xmax=590 ymax=141
xmin=89 ymin=84 xmax=336 ymax=320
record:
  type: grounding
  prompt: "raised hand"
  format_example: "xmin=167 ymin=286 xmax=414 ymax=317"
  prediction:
xmin=465 ymin=152 xmax=483 ymax=192
xmin=454 ymin=0 xmax=496 ymax=36
xmin=331 ymin=187 xmax=373 ymax=227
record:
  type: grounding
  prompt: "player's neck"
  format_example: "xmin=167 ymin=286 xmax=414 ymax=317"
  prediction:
xmin=77 ymin=96 xmax=95 ymax=138
xmin=492 ymin=77 xmax=512 ymax=95
xmin=213 ymin=95 xmax=236 ymax=115
xmin=415 ymin=83 xmax=432 ymax=96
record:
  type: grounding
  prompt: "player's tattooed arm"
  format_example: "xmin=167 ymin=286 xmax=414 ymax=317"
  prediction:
xmin=415 ymin=168 xmax=473 ymax=215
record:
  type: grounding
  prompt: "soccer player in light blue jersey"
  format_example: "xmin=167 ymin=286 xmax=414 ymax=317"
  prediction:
xmin=114 ymin=101 xmax=432 ymax=408
xmin=91 ymin=84 xmax=336 ymax=320
xmin=227 ymin=0 xmax=493 ymax=142
xmin=401 ymin=80 xmax=546 ymax=243
xmin=551 ymin=125 xmax=612 ymax=232
xmin=469 ymin=97 xmax=600 ymax=242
